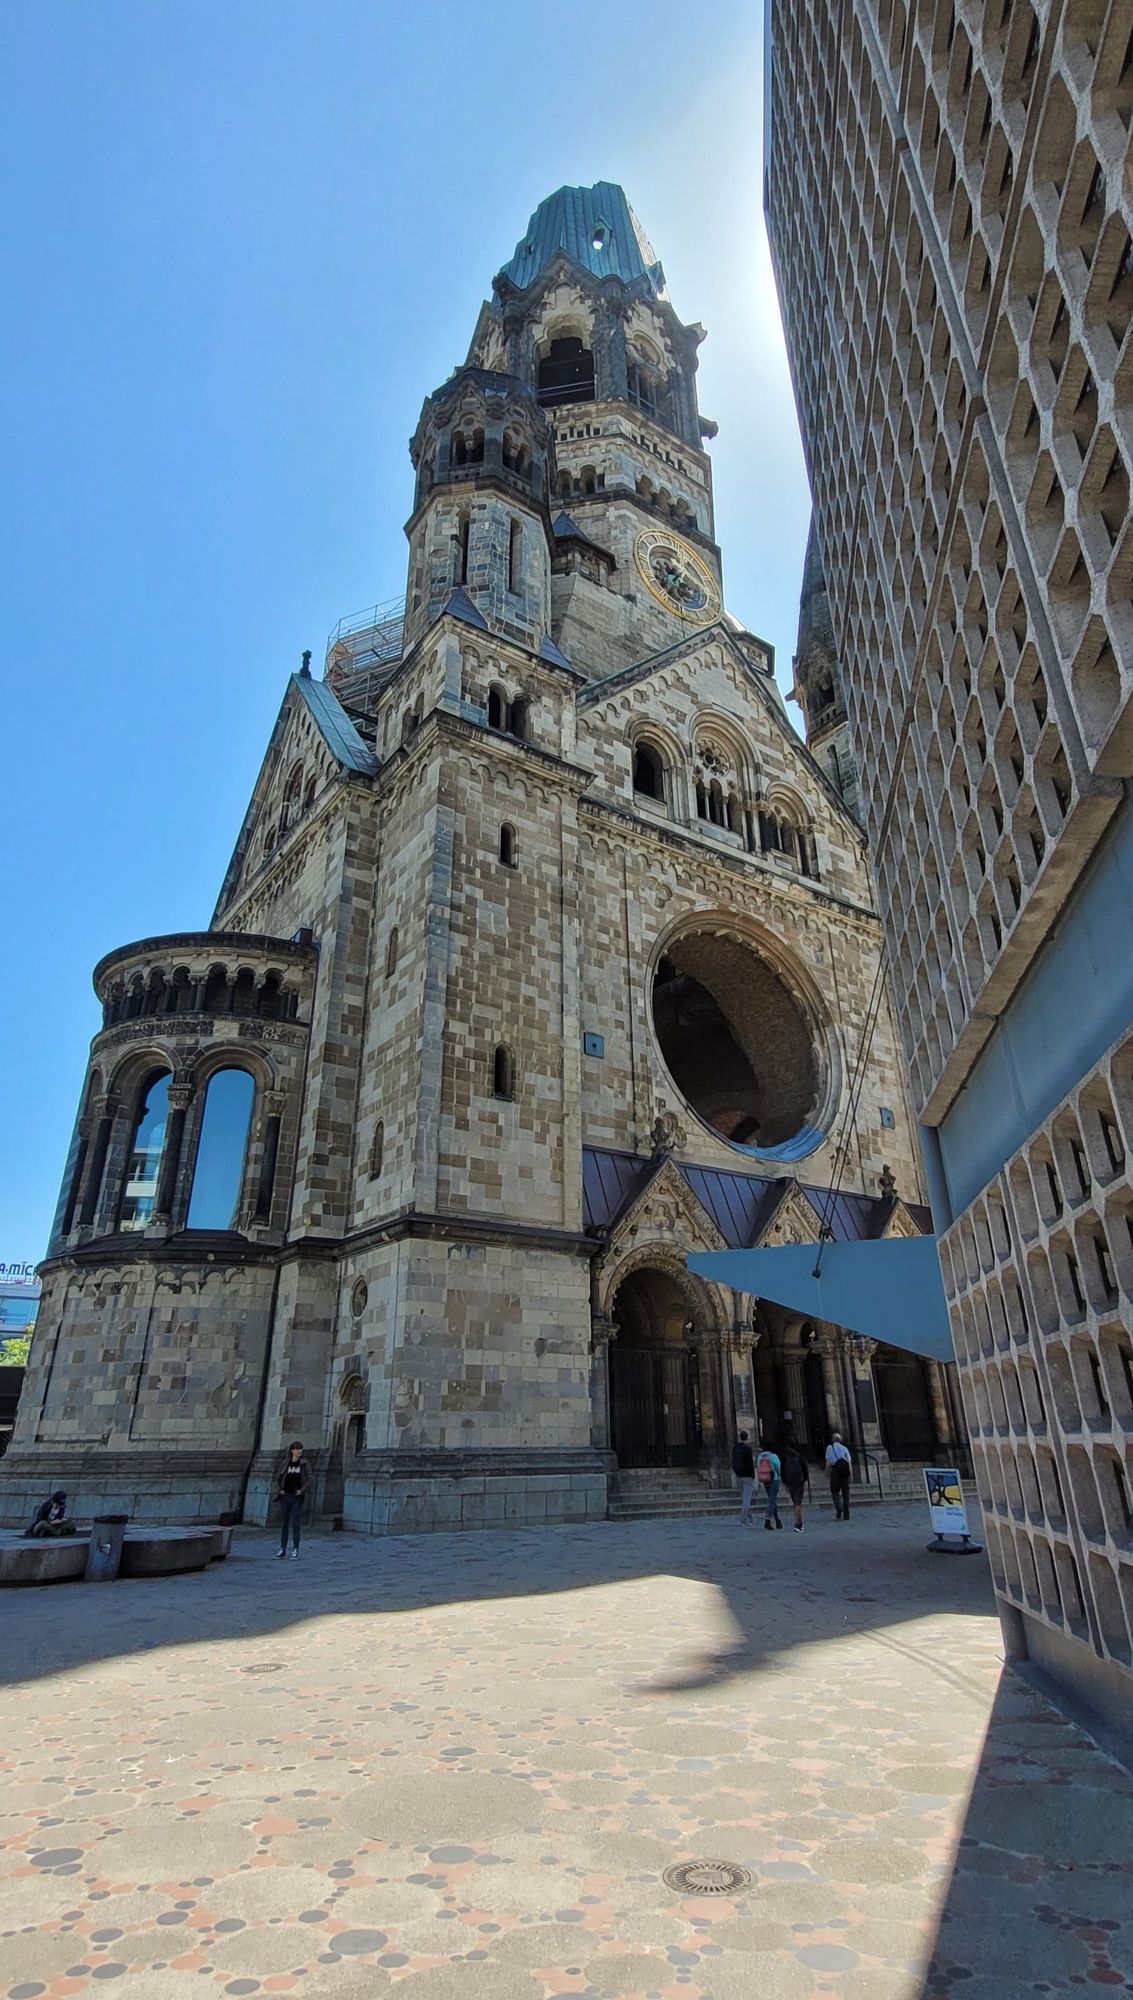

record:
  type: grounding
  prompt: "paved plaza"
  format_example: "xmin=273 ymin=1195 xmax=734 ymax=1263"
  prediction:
xmin=1 ymin=1504 xmax=1131 ymax=2000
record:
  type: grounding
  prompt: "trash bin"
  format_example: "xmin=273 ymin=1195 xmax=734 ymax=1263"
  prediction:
xmin=85 ymin=1515 xmax=129 ymax=1582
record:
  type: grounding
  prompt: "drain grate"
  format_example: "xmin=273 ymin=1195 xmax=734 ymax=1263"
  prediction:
xmin=663 ymin=1860 xmax=752 ymax=1896
xmin=239 ymin=1662 xmax=285 ymax=1675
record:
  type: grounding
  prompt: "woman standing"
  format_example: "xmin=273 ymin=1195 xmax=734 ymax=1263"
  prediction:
xmin=275 ymin=1441 xmax=312 ymax=1559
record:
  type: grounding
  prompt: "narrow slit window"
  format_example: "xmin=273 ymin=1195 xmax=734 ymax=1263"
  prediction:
xmin=508 ymin=519 xmax=522 ymax=593
xmin=499 ymin=823 xmax=517 ymax=867
xmin=386 ymin=926 xmax=399 ymax=977
xmin=369 ymin=1120 xmax=384 ymax=1180
xmin=493 ymin=1045 xmax=515 ymax=1101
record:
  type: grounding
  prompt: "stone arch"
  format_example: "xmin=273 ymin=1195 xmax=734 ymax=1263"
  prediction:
xmin=597 ymin=1238 xmax=729 ymax=1332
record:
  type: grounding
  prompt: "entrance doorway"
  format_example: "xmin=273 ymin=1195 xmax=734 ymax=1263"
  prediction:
xmin=609 ymin=1267 xmax=702 ymax=1469
xmin=874 ymin=1345 xmax=937 ymax=1460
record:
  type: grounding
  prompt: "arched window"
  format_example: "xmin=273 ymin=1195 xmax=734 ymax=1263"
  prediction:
xmin=119 ymin=1069 xmax=172 ymax=1233
xmin=632 ymin=741 xmax=665 ymax=801
xmin=580 ymin=465 xmax=597 ymax=496
xmin=726 ymin=792 xmax=742 ymax=835
xmin=499 ymin=823 xmax=517 ymax=867
xmin=386 ymin=926 xmax=399 ymax=977
xmin=187 ymin=1068 xmax=255 ymax=1231
xmin=457 ymin=515 xmax=471 ymax=585
xmin=708 ymin=779 xmax=726 ymax=827
xmin=696 ymin=779 xmax=708 ymax=819
xmin=508 ymin=518 xmax=522 ymax=593
xmin=303 ymin=776 xmax=317 ymax=813
xmin=488 ymin=684 xmax=506 ymax=730
xmin=368 ymin=1120 xmax=384 ymax=1180
xmin=508 ymin=696 xmax=529 ymax=741
xmin=537 ymin=335 xmax=595 ymax=407
xmin=493 ymin=1045 xmax=516 ymax=1101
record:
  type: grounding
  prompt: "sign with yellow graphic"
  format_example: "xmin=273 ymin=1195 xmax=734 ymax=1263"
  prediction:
xmin=923 ymin=1467 xmax=968 ymax=1538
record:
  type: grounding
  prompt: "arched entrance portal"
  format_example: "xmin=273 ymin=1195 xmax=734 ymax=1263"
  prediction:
xmin=609 ymin=1267 xmax=702 ymax=1469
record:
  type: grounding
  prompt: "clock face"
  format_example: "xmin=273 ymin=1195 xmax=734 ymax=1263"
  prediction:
xmin=634 ymin=529 xmax=722 ymax=623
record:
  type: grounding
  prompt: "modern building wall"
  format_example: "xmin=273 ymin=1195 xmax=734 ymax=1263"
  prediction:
xmin=766 ymin=0 xmax=1133 ymax=1742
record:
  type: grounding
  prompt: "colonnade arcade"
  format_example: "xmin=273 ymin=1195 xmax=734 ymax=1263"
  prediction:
xmin=590 ymin=1241 xmax=968 ymax=1484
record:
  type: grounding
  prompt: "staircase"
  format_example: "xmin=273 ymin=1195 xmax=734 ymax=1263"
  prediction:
xmin=607 ymin=1470 xmax=744 ymax=1522
xmin=606 ymin=1467 xmax=887 ymax=1523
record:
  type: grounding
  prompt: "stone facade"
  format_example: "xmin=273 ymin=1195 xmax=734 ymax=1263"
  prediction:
xmin=3 ymin=183 xmax=954 ymax=1538
xmin=766 ymin=7 xmax=1133 ymax=1741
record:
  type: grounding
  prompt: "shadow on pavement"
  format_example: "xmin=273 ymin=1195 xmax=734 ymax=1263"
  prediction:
xmin=919 ymin=1668 xmax=1133 ymax=1997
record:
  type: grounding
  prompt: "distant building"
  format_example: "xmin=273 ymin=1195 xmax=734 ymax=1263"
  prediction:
xmin=767 ymin=3 xmax=1133 ymax=1746
xmin=0 ymin=1270 xmax=38 ymax=1454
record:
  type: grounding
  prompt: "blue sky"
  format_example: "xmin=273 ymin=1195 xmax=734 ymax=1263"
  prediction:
xmin=0 ymin=1 xmax=810 ymax=1259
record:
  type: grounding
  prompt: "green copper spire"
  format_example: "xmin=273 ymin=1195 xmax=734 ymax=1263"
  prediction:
xmin=499 ymin=182 xmax=666 ymax=297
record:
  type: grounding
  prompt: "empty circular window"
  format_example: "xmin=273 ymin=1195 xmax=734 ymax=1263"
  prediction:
xmin=651 ymin=927 xmax=825 ymax=1155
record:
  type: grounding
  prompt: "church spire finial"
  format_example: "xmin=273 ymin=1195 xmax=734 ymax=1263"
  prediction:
xmin=299 ymin=649 xmax=312 ymax=679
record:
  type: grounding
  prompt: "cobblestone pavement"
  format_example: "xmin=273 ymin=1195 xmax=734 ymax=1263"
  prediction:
xmin=1 ymin=1504 xmax=1131 ymax=2000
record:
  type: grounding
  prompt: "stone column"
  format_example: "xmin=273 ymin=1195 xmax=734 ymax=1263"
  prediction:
xmin=847 ymin=1335 xmax=889 ymax=1476
xmin=60 ymin=1121 xmax=91 ymax=1237
xmin=254 ymin=1091 xmax=287 ymax=1225
xmin=78 ymin=1094 xmax=120 ymax=1230
xmin=727 ymin=1325 xmax=759 ymax=1435
xmin=697 ymin=1330 xmax=733 ymax=1485
xmin=153 ymin=1082 xmax=195 ymax=1225
xmin=589 ymin=1314 xmax=618 ymax=1452
xmin=818 ymin=1337 xmax=844 ymax=1432
xmin=599 ymin=302 xmax=629 ymax=403
xmin=926 ymin=1359 xmax=956 ymax=1454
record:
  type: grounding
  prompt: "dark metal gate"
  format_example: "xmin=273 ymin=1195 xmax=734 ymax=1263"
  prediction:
xmin=610 ymin=1346 xmax=701 ymax=1468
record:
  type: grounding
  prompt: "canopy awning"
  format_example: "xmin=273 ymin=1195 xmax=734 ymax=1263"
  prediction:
xmin=686 ymin=1237 xmax=953 ymax=1362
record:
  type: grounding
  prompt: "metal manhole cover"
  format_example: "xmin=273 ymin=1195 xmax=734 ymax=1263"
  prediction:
xmin=240 ymin=1662 xmax=284 ymax=1676
xmin=663 ymin=1860 xmax=752 ymax=1896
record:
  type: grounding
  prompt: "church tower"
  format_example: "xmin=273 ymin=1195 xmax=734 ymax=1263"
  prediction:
xmin=3 ymin=185 xmax=947 ymax=1540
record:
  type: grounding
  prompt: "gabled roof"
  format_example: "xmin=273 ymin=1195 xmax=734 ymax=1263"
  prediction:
xmin=499 ymin=183 xmax=666 ymax=298
xmin=441 ymin=585 xmax=489 ymax=632
xmin=212 ymin=672 xmax=378 ymax=922
xmin=577 ymin=621 xmax=864 ymax=835
xmin=553 ymin=511 xmax=616 ymax=565
xmin=582 ymin=1147 xmax=928 ymax=1249
xmin=293 ymin=672 xmax=379 ymax=776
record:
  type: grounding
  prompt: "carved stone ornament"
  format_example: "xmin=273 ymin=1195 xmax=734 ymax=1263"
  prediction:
xmin=879 ymin=1163 xmax=897 ymax=1197
xmin=650 ymin=1108 xmax=687 ymax=1157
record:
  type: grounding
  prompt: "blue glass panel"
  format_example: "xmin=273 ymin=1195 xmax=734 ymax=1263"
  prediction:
xmin=119 ymin=1071 xmax=171 ymax=1232
xmin=187 ymin=1069 xmax=255 ymax=1231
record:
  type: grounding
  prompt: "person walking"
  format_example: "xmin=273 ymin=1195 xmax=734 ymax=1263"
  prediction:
xmin=275 ymin=1441 xmax=312 ymax=1559
xmin=825 ymin=1431 xmax=852 ymax=1519
xmin=780 ymin=1437 xmax=810 ymax=1532
xmin=756 ymin=1441 xmax=782 ymax=1530
xmin=731 ymin=1430 xmax=756 ymax=1523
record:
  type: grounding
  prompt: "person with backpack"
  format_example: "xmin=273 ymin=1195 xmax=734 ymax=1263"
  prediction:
xmin=779 ymin=1437 xmax=810 ymax=1532
xmin=825 ymin=1431 xmax=853 ymax=1519
xmin=756 ymin=1441 xmax=782 ymax=1530
xmin=731 ymin=1430 xmax=756 ymax=1523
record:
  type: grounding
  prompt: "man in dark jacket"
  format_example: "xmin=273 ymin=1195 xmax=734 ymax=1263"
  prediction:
xmin=731 ymin=1431 xmax=756 ymax=1524
xmin=24 ymin=1491 xmax=74 ymax=1538
xmin=275 ymin=1443 xmax=313 ymax=1559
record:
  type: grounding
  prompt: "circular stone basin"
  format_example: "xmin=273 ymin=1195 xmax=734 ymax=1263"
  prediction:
xmin=119 ymin=1527 xmax=216 ymax=1577
xmin=652 ymin=927 xmax=823 ymax=1154
xmin=0 ymin=1534 xmax=87 ymax=1586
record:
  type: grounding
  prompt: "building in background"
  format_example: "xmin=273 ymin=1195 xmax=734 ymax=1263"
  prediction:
xmin=0 ymin=1266 xmax=39 ymax=1454
xmin=767 ymin=2 xmax=1133 ymax=1744
xmin=3 ymin=184 xmax=949 ymax=1535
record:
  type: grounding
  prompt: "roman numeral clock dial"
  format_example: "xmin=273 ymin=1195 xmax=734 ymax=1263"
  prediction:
xmin=634 ymin=529 xmax=721 ymax=623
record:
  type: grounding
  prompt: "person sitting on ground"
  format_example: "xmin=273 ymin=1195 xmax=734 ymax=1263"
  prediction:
xmin=24 ymin=1491 xmax=75 ymax=1539
xmin=779 ymin=1436 xmax=809 ymax=1533
xmin=731 ymin=1430 xmax=756 ymax=1523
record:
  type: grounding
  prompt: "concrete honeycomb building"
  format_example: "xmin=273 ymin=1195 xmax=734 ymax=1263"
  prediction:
xmin=3 ymin=184 xmax=955 ymax=1538
xmin=766 ymin=4 xmax=1133 ymax=1741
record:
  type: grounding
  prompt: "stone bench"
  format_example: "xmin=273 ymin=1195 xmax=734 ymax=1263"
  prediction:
xmin=0 ymin=1534 xmax=87 ymax=1585
xmin=118 ymin=1527 xmax=216 ymax=1577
